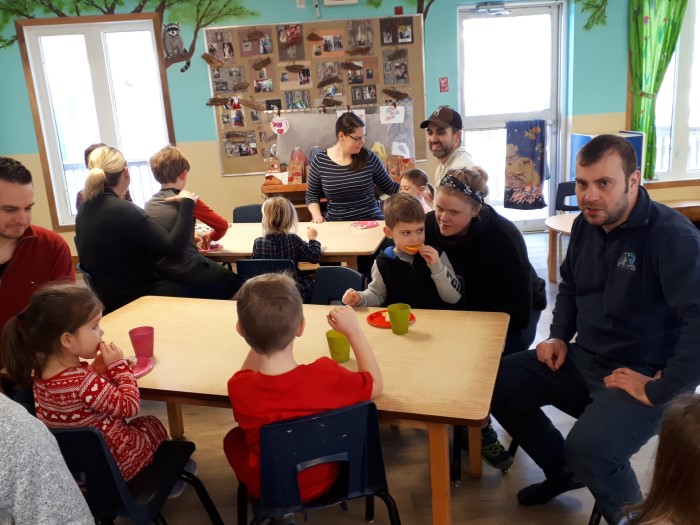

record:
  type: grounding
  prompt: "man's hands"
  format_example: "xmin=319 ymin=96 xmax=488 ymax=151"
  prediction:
xmin=604 ymin=368 xmax=660 ymax=407
xmin=536 ymin=338 xmax=568 ymax=372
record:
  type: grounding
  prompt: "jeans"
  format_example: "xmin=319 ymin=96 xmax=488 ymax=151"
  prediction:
xmin=491 ymin=345 xmax=666 ymax=524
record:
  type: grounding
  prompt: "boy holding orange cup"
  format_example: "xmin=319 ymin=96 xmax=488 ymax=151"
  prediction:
xmin=342 ymin=193 xmax=463 ymax=310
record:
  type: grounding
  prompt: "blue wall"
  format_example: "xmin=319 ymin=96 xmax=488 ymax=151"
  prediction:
xmin=0 ymin=0 xmax=630 ymax=155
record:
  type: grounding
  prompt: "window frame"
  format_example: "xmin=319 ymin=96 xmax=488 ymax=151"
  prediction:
xmin=15 ymin=13 xmax=175 ymax=232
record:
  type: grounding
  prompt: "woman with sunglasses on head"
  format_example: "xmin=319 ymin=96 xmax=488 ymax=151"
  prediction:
xmin=305 ymin=112 xmax=399 ymax=223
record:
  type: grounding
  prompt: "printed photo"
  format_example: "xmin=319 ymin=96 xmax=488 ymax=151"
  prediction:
xmin=313 ymin=45 xmax=322 ymax=57
xmin=347 ymin=61 xmax=364 ymax=84
xmin=280 ymin=71 xmax=290 ymax=83
xmin=221 ymin=112 xmax=230 ymax=125
xmin=284 ymin=90 xmax=311 ymax=109
xmin=366 ymin=68 xmax=374 ymax=80
xmin=299 ymin=68 xmax=311 ymax=85
xmin=362 ymin=84 xmax=377 ymax=104
xmin=237 ymin=28 xmax=273 ymax=58
xmin=250 ymin=109 xmax=260 ymax=123
xmin=233 ymin=109 xmax=245 ymax=127
xmin=316 ymin=30 xmax=346 ymax=58
xmin=265 ymin=99 xmax=282 ymax=111
xmin=205 ymin=28 xmax=235 ymax=64
xmin=380 ymin=17 xmax=414 ymax=46
xmin=398 ymin=24 xmax=413 ymax=43
xmin=382 ymin=51 xmax=409 ymax=85
xmin=346 ymin=19 xmax=374 ymax=52
xmin=254 ymin=79 xmax=273 ymax=93
xmin=351 ymin=87 xmax=364 ymax=105
xmin=259 ymin=35 xmax=273 ymax=55
xmin=394 ymin=62 xmax=409 ymax=83
xmin=277 ymin=24 xmax=305 ymax=61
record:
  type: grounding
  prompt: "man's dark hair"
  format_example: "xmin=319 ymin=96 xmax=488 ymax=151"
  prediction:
xmin=577 ymin=134 xmax=638 ymax=180
xmin=0 ymin=157 xmax=32 ymax=185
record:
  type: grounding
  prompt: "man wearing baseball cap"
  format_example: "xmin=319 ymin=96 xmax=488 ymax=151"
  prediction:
xmin=420 ymin=106 xmax=475 ymax=189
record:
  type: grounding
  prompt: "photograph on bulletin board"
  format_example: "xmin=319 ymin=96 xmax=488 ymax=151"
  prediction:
xmin=279 ymin=61 xmax=312 ymax=89
xmin=383 ymin=50 xmax=409 ymax=85
xmin=238 ymin=27 xmax=274 ymax=58
xmin=344 ymin=57 xmax=378 ymax=85
xmin=205 ymin=28 xmax=236 ymax=64
xmin=284 ymin=90 xmax=312 ymax=109
xmin=276 ymin=24 xmax=305 ymax=61
xmin=346 ymin=19 xmax=374 ymax=53
xmin=314 ymin=29 xmax=346 ymax=58
xmin=379 ymin=17 xmax=414 ymax=46
xmin=317 ymin=61 xmax=343 ymax=97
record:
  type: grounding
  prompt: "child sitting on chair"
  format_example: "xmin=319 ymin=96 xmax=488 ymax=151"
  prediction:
xmin=342 ymin=193 xmax=463 ymax=309
xmin=399 ymin=168 xmax=433 ymax=213
xmin=2 ymin=284 xmax=168 ymax=482
xmin=253 ymin=197 xmax=322 ymax=302
xmin=224 ymin=273 xmax=382 ymax=503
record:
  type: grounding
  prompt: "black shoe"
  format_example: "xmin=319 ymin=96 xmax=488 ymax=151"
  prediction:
xmin=517 ymin=476 xmax=585 ymax=506
xmin=481 ymin=424 xmax=514 ymax=470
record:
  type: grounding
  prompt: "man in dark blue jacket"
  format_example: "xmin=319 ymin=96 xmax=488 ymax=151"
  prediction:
xmin=491 ymin=134 xmax=700 ymax=524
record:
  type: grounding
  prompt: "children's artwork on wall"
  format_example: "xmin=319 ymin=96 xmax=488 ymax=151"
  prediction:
xmin=380 ymin=17 xmax=413 ymax=46
xmin=346 ymin=19 xmax=374 ymax=54
xmin=382 ymin=51 xmax=409 ymax=85
xmin=277 ymin=24 xmax=305 ymax=61
xmin=284 ymin=90 xmax=312 ymax=109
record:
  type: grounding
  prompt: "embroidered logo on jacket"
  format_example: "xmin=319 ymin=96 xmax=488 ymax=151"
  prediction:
xmin=617 ymin=252 xmax=637 ymax=271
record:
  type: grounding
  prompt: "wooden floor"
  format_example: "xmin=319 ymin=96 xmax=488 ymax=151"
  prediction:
xmin=118 ymin=232 xmax=657 ymax=525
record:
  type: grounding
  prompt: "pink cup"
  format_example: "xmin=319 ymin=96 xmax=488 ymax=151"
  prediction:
xmin=128 ymin=326 xmax=154 ymax=358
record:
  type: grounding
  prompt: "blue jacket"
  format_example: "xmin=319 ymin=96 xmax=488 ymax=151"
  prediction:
xmin=551 ymin=186 xmax=700 ymax=405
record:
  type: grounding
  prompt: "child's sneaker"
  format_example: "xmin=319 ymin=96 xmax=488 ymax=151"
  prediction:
xmin=481 ymin=424 xmax=513 ymax=470
xmin=168 ymin=458 xmax=198 ymax=498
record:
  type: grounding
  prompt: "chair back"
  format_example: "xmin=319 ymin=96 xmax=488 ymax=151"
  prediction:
xmin=236 ymin=259 xmax=296 ymax=283
xmin=51 ymin=427 xmax=130 ymax=517
xmin=77 ymin=263 xmax=98 ymax=293
xmin=555 ymin=181 xmax=579 ymax=212
xmin=310 ymin=266 xmax=365 ymax=305
xmin=233 ymin=204 xmax=263 ymax=223
xmin=258 ymin=401 xmax=388 ymax=513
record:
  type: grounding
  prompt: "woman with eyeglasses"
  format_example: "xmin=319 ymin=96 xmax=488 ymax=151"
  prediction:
xmin=305 ymin=112 xmax=399 ymax=223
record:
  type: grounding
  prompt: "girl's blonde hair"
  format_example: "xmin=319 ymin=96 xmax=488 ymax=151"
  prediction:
xmin=437 ymin=166 xmax=489 ymax=212
xmin=2 ymin=284 xmax=103 ymax=387
xmin=261 ymin=197 xmax=298 ymax=235
xmin=83 ymin=146 xmax=127 ymax=201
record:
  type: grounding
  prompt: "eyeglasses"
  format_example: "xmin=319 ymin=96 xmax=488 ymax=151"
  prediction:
xmin=345 ymin=134 xmax=366 ymax=143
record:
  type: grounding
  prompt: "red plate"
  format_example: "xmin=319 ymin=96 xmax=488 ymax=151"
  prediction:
xmin=367 ymin=309 xmax=416 ymax=329
xmin=350 ymin=221 xmax=379 ymax=230
xmin=128 ymin=356 xmax=154 ymax=379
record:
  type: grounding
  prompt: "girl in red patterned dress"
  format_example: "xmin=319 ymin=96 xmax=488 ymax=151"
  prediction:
xmin=2 ymin=284 xmax=167 ymax=481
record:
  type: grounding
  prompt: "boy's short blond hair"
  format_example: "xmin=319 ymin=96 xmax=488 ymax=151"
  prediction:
xmin=383 ymin=192 xmax=425 ymax=229
xmin=236 ymin=273 xmax=303 ymax=354
xmin=150 ymin=145 xmax=190 ymax=184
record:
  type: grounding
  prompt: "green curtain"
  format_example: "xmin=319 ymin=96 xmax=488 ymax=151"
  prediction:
xmin=629 ymin=0 xmax=687 ymax=179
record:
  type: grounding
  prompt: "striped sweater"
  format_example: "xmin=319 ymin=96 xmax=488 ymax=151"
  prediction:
xmin=33 ymin=360 xmax=167 ymax=481
xmin=305 ymin=149 xmax=399 ymax=221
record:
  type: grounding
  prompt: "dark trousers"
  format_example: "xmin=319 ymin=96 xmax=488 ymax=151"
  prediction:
xmin=491 ymin=345 xmax=666 ymax=524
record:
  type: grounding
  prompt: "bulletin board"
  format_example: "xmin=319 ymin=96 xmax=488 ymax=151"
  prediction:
xmin=203 ymin=15 xmax=425 ymax=176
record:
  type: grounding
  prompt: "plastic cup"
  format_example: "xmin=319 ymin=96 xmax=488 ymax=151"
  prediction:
xmin=387 ymin=303 xmax=411 ymax=335
xmin=326 ymin=329 xmax=350 ymax=363
xmin=128 ymin=326 xmax=154 ymax=358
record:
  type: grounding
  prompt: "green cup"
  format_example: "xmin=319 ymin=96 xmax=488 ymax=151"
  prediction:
xmin=387 ymin=303 xmax=411 ymax=335
xmin=326 ymin=329 xmax=350 ymax=363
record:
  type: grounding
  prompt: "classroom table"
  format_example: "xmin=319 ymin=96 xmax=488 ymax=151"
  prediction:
xmin=204 ymin=220 xmax=386 ymax=270
xmin=101 ymin=296 xmax=509 ymax=525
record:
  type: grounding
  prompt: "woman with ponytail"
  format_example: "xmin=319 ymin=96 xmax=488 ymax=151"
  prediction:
xmin=75 ymin=146 xmax=199 ymax=312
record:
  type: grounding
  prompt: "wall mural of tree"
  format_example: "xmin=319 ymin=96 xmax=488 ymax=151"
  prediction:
xmin=0 ymin=0 xmax=257 ymax=72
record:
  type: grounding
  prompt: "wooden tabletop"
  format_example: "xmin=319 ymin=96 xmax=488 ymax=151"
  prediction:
xmin=544 ymin=212 xmax=579 ymax=235
xmin=101 ymin=296 xmax=509 ymax=425
xmin=206 ymin=221 xmax=387 ymax=270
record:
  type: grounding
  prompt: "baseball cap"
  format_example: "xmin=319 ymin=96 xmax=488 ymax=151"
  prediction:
xmin=420 ymin=106 xmax=463 ymax=130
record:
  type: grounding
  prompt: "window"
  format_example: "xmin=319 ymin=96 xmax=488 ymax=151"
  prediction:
xmin=458 ymin=3 xmax=563 ymax=230
xmin=654 ymin=0 xmax=699 ymax=180
xmin=17 ymin=15 xmax=174 ymax=228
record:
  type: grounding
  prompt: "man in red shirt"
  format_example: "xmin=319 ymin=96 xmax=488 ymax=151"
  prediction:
xmin=0 ymin=157 xmax=75 ymax=387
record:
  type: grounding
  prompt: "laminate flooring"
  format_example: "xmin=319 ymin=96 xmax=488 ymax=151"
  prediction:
xmin=117 ymin=232 xmax=658 ymax=525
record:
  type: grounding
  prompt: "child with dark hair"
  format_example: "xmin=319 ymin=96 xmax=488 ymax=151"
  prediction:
xmin=342 ymin=192 xmax=462 ymax=309
xmin=2 ymin=284 xmax=167 ymax=481
xmin=224 ymin=273 xmax=382 ymax=507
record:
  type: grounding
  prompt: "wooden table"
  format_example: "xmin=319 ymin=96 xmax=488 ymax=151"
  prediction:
xmin=206 ymin=221 xmax=386 ymax=271
xmin=659 ymin=199 xmax=700 ymax=222
xmin=544 ymin=212 xmax=579 ymax=282
xmin=101 ymin=296 xmax=509 ymax=525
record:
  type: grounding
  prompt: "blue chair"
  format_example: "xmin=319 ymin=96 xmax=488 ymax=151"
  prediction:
xmin=51 ymin=427 xmax=223 ymax=525
xmin=310 ymin=266 xmax=365 ymax=305
xmin=235 ymin=401 xmax=401 ymax=525
xmin=236 ymin=259 xmax=296 ymax=283
xmin=232 ymin=204 xmax=263 ymax=223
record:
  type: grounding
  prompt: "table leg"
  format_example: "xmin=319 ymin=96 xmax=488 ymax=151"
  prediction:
xmin=346 ymin=257 xmax=358 ymax=271
xmin=467 ymin=426 xmax=483 ymax=478
xmin=547 ymin=228 xmax=558 ymax=283
xmin=427 ymin=422 xmax=451 ymax=525
xmin=166 ymin=402 xmax=185 ymax=439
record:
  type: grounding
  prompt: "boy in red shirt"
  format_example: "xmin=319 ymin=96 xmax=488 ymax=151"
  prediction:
xmin=224 ymin=273 xmax=383 ymax=505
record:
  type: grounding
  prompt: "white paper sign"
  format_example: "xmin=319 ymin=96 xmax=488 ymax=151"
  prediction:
xmin=379 ymin=105 xmax=405 ymax=124
xmin=270 ymin=116 xmax=290 ymax=135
